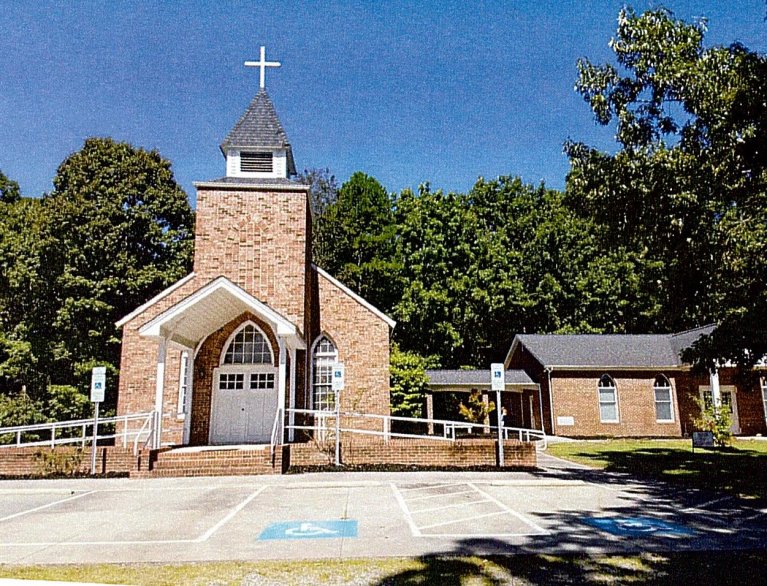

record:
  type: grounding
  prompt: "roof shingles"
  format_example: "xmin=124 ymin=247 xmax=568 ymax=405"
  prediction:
xmin=514 ymin=325 xmax=715 ymax=368
xmin=222 ymin=89 xmax=291 ymax=149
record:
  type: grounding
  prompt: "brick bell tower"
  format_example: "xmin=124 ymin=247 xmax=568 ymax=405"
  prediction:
xmin=191 ymin=48 xmax=311 ymax=334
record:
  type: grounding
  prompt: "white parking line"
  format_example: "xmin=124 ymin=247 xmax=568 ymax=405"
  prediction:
xmin=419 ymin=509 xmax=510 ymax=530
xmin=0 ymin=490 xmax=96 ymax=523
xmin=405 ymin=488 xmax=477 ymax=502
xmin=682 ymin=496 xmax=733 ymax=513
xmin=390 ymin=483 xmax=422 ymax=537
xmin=195 ymin=486 xmax=266 ymax=542
xmin=0 ymin=486 xmax=266 ymax=547
xmin=393 ymin=482 xmax=551 ymax=539
xmin=414 ymin=499 xmax=493 ymax=514
xmin=468 ymin=483 xmax=548 ymax=535
xmin=399 ymin=483 xmax=463 ymax=493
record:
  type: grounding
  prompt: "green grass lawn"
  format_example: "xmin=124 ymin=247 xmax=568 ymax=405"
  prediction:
xmin=2 ymin=551 xmax=765 ymax=585
xmin=548 ymin=438 xmax=767 ymax=502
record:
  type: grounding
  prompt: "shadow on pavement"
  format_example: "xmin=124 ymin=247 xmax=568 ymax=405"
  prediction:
xmin=372 ymin=451 xmax=767 ymax=584
xmin=370 ymin=546 xmax=766 ymax=585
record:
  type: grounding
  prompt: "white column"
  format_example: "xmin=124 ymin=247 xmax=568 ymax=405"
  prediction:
xmin=710 ymin=369 xmax=721 ymax=407
xmin=181 ymin=345 xmax=194 ymax=446
xmin=154 ymin=337 xmax=167 ymax=449
xmin=277 ymin=340 xmax=287 ymax=442
xmin=288 ymin=347 xmax=296 ymax=442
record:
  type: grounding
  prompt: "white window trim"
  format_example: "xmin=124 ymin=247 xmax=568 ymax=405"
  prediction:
xmin=653 ymin=375 xmax=675 ymax=423
xmin=177 ymin=351 xmax=191 ymax=418
xmin=598 ymin=375 xmax=620 ymax=423
xmin=310 ymin=334 xmax=338 ymax=412
xmin=219 ymin=321 xmax=274 ymax=366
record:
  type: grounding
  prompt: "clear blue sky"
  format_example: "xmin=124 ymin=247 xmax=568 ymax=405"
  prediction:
xmin=1 ymin=1 xmax=765 ymax=205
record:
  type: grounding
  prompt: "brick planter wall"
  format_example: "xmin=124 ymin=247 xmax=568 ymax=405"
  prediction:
xmin=0 ymin=446 xmax=139 ymax=477
xmin=287 ymin=438 xmax=537 ymax=469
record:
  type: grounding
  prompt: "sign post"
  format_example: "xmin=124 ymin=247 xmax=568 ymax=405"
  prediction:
xmin=331 ymin=363 xmax=345 ymax=466
xmin=90 ymin=366 xmax=106 ymax=475
xmin=491 ymin=363 xmax=505 ymax=467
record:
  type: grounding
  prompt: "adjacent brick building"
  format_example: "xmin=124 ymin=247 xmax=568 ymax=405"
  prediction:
xmin=504 ymin=326 xmax=767 ymax=438
xmin=116 ymin=83 xmax=394 ymax=448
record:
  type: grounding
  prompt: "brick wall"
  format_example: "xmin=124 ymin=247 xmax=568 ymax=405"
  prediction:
xmin=549 ymin=371 xmax=683 ymax=437
xmin=0 ymin=447 xmax=138 ymax=477
xmin=117 ymin=276 xmax=201 ymax=442
xmin=193 ymin=185 xmax=309 ymax=329
xmin=310 ymin=268 xmax=391 ymax=421
xmin=288 ymin=438 xmax=536 ymax=469
xmin=676 ymin=369 xmax=767 ymax=436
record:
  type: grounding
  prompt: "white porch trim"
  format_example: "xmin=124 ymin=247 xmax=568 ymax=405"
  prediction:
xmin=138 ymin=276 xmax=304 ymax=350
xmin=116 ymin=273 xmax=196 ymax=328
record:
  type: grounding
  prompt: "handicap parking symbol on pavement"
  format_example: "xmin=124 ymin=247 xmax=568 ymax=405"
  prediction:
xmin=583 ymin=516 xmax=695 ymax=538
xmin=258 ymin=520 xmax=358 ymax=540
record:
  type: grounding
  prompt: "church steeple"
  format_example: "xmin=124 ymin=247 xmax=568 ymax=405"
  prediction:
xmin=221 ymin=47 xmax=296 ymax=180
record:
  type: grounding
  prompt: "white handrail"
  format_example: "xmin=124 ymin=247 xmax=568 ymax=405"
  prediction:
xmin=269 ymin=407 xmax=284 ymax=459
xmin=284 ymin=408 xmax=546 ymax=449
xmin=0 ymin=412 xmax=156 ymax=452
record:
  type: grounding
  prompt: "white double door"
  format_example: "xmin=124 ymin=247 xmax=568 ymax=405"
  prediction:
xmin=210 ymin=366 xmax=279 ymax=445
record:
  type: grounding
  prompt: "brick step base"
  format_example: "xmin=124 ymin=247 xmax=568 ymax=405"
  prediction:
xmin=131 ymin=445 xmax=283 ymax=478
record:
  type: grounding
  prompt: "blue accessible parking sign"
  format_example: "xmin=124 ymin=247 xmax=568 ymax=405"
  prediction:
xmin=258 ymin=520 xmax=358 ymax=540
xmin=583 ymin=516 xmax=695 ymax=537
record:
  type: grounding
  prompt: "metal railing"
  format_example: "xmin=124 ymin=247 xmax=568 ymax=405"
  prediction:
xmin=282 ymin=408 xmax=546 ymax=450
xmin=0 ymin=412 xmax=156 ymax=455
xmin=269 ymin=407 xmax=284 ymax=458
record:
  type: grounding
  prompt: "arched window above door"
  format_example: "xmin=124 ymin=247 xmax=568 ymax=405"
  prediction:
xmin=222 ymin=323 xmax=273 ymax=365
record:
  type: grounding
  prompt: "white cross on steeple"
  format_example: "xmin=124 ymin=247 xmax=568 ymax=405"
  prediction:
xmin=244 ymin=46 xmax=281 ymax=89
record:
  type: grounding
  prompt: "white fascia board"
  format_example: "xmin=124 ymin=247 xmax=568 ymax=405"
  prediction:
xmin=313 ymin=265 xmax=396 ymax=329
xmin=428 ymin=383 xmax=531 ymax=391
xmin=139 ymin=276 xmax=297 ymax=339
xmin=504 ymin=336 xmax=523 ymax=367
xmin=192 ymin=181 xmax=307 ymax=192
xmin=115 ymin=273 xmax=196 ymax=328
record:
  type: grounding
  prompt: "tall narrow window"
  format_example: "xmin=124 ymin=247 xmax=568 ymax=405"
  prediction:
xmin=653 ymin=375 xmax=674 ymax=422
xmin=761 ymin=379 xmax=767 ymax=424
xmin=177 ymin=351 xmax=190 ymax=415
xmin=312 ymin=336 xmax=337 ymax=412
xmin=223 ymin=324 xmax=273 ymax=365
xmin=598 ymin=374 xmax=619 ymax=423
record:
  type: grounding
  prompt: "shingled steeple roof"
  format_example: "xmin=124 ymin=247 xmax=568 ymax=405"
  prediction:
xmin=221 ymin=89 xmax=296 ymax=175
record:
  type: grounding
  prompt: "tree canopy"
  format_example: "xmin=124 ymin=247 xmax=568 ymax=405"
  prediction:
xmin=565 ymin=7 xmax=767 ymax=368
xmin=0 ymin=138 xmax=194 ymax=424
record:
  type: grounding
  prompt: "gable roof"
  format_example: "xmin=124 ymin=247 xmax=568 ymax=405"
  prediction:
xmin=220 ymin=89 xmax=296 ymax=175
xmin=507 ymin=325 xmax=715 ymax=369
xmin=313 ymin=265 xmax=396 ymax=329
xmin=138 ymin=276 xmax=304 ymax=350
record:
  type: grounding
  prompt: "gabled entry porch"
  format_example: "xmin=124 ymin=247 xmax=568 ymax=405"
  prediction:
xmin=137 ymin=276 xmax=305 ymax=448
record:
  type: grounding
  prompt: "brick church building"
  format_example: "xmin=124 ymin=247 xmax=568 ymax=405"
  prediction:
xmin=115 ymin=58 xmax=394 ymax=449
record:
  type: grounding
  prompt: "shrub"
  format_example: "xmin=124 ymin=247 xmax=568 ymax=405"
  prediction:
xmin=34 ymin=448 xmax=85 ymax=476
xmin=459 ymin=389 xmax=495 ymax=425
xmin=693 ymin=397 xmax=733 ymax=447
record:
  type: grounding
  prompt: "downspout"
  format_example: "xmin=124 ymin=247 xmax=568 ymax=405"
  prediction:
xmin=536 ymin=384 xmax=545 ymax=433
xmin=545 ymin=367 xmax=555 ymax=436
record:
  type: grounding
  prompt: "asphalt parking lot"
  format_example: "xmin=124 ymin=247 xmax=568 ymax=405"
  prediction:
xmin=0 ymin=454 xmax=764 ymax=565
